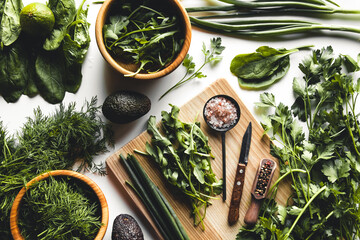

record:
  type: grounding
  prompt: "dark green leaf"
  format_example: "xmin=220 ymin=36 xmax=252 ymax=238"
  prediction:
xmin=0 ymin=40 xmax=28 ymax=102
xmin=44 ymin=0 xmax=77 ymax=51
xmin=0 ymin=0 xmax=22 ymax=46
xmin=35 ymin=50 xmax=66 ymax=104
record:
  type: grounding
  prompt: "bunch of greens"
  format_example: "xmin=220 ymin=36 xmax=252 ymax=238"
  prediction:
xmin=186 ymin=0 xmax=360 ymax=38
xmin=230 ymin=45 xmax=312 ymax=90
xmin=159 ymin=37 xmax=225 ymax=100
xmin=237 ymin=46 xmax=360 ymax=239
xmin=103 ymin=0 xmax=183 ymax=76
xmin=0 ymin=0 xmax=90 ymax=104
xmin=136 ymin=105 xmax=222 ymax=229
xmin=18 ymin=176 xmax=102 ymax=240
xmin=120 ymin=154 xmax=190 ymax=240
xmin=0 ymin=97 xmax=113 ymax=239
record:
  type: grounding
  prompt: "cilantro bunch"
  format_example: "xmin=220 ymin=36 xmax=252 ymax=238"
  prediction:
xmin=237 ymin=46 xmax=360 ymax=239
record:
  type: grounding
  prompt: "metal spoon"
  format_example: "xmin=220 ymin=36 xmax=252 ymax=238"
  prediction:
xmin=203 ymin=94 xmax=241 ymax=201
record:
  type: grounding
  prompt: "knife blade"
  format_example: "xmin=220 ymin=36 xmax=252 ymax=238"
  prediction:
xmin=228 ymin=122 xmax=252 ymax=225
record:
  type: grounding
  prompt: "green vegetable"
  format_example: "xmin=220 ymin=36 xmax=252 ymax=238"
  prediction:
xmin=18 ymin=176 xmax=102 ymax=240
xmin=120 ymin=154 xmax=190 ymax=240
xmin=0 ymin=0 xmax=90 ymax=104
xmin=0 ymin=39 xmax=29 ymax=102
xmin=230 ymin=45 xmax=312 ymax=89
xmin=103 ymin=0 xmax=183 ymax=76
xmin=0 ymin=0 xmax=22 ymax=46
xmin=62 ymin=0 xmax=91 ymax=93
xmin=237 ymin=46 xmax=360 ymax=239
xmin=159 ymin=37 xmax=225 ymax=100
xmin=35 ymin=49 xmax=66 ymax=104
xmin=186 ymin=0 xmax=360 ymax=38
xmin=138 ymin=105 xmax=222 ymax=229
xmin=43 ymin=0 xmax=77 ymax=51
xmin=0 ymin=97 xmax=113 ymax=239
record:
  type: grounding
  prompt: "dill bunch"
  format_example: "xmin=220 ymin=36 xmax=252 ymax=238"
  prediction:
xmin=18 ymin=176 xmax=102 ymax=240
xmin=0 ymin=97 xmax=113 ymax=239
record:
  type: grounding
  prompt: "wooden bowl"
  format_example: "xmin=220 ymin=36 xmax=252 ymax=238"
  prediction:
xmin=95 ymin=0 xmax=192 ymax=80
xmin=9 ymin=170 xmax=109 ymax=240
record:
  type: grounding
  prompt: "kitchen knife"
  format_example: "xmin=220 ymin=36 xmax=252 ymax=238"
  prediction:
xmin=228 ymin=122 xmax=252 ymax=225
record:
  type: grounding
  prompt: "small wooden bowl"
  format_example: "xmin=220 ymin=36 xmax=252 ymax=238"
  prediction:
xmin=10 ymin=170 xmax=109 ymax=240
xmin=95 ymin=0 xmax=192 ymax=80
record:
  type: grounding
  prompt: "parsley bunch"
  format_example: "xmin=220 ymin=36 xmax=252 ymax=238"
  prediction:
xmin=238 ymin=46 xmax=360 ymax=239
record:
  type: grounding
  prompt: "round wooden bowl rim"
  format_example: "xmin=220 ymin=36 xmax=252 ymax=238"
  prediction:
xmin=9 ymin=170 xmax=109 ymax=240
xmin=95 ymin=0 xmax=192 ymax=80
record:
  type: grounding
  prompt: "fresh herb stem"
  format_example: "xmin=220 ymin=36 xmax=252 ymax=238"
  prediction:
xmin=284 ymin=185 xmax=327 ymax=239
xmin=268 ymin=169 xmax=307 ymax=194
xmin=159 ymin=37 xmax=225 ymax=100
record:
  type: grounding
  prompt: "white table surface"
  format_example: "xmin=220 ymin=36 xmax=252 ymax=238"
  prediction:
xmin=5 ymin=0 xmax=360 ymax=239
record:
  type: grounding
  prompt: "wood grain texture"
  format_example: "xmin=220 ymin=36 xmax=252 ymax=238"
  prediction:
xmin=10 ymin=170 xmax=109 ymax=240
xmin=106 ymin=78 xmax=291 ymax=239
xmin=228 ymin=163 xmax=246 ymax=225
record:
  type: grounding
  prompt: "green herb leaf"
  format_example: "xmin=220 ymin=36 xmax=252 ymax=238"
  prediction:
xmin=159 ymin=37 xmax=225 ymax=100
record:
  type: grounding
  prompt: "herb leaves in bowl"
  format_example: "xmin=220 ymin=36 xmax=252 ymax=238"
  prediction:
xmin=11 ymin=170 xmax=108 ymax=240
xmin=97 ymin=0 xmax=190 ymax=79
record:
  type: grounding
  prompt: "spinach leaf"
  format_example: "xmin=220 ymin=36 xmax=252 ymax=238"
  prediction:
xmin=64 ymin=62 xmax=82 ymax=93
xmin=230 ymin=45 xmax=312 ymax=89
xmin=0 ymin=0 xmax=22 ymax=46
xmin=63 ymin=0 xmax=90 ymax=65
xmin=62 ymin=0 xmax=90 ymax=93
xmin=35 ymin=49 xmax=66 ymax=104
xmin=43 ymin=0 xmax=77 ymax=51
xmin=0 ymin=39 xmax=28 ymax=102
xmin=237 ymin=56 xmax=290 ymax=89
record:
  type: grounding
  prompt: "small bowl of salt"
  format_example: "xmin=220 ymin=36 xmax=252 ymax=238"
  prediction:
xmin=203 ymin=94 xmax=241 ymax=201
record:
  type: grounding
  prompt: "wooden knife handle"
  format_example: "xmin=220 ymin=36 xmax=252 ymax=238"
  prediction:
xmin=244 ymin=196 xmax=263 ymax=226
xmin=228 ymin=163 xmax=246 ymax=225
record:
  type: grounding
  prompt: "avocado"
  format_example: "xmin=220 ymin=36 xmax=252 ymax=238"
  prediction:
xmin=102 ymin=90 xmax=151 ymax=124
xmin=111 ymin=214 xmax=144 ymax=240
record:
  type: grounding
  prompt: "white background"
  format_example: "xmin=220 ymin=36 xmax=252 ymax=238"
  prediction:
xmin=6 ymin=0 xmax=360 ymax=239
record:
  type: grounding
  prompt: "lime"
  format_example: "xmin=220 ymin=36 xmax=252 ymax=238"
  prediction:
xmin=20 ymin=2 xmax=55 ymax=37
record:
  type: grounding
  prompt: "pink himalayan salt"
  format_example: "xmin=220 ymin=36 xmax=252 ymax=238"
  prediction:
xmin=204 ymin=96 xmax=238 ymax=130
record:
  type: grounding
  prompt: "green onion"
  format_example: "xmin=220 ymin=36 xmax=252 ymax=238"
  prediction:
xmin=120 ymin=154 xmax=190 ymax=240
xmin=186 ymin=0 xmax=360 ymax=38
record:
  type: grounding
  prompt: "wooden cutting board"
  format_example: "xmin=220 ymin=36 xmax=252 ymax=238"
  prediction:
xmin=106 ymin=78 xmax=290 ymax=239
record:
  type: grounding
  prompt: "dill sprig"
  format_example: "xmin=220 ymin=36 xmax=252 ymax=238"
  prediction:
xmin=18 ymin=176 xmax=102 ymax=240
xmin=0 ymin=97 xmax=113 ymax=239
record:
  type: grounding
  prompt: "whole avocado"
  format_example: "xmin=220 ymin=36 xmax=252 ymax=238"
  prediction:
xmin=102 ymin=90 xmax=151 ymax=124
xmin=111 ymin=214 xmax=144 ymax=240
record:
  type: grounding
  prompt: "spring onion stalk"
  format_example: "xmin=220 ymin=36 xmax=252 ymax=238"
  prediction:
xmin=186 ymin=0 xmax=360 ymax=38
xmin=120 ymin=154 xmax=190 ymax=240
